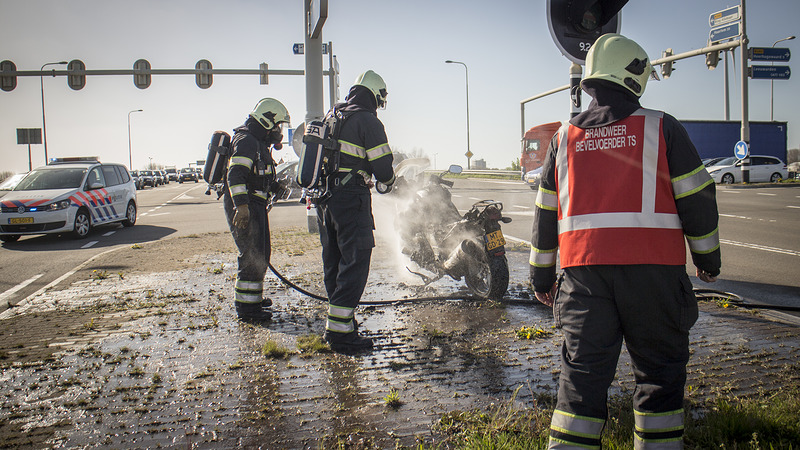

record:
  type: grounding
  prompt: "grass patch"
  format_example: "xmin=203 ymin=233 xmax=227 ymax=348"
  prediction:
xmin=296 ymin=334 xmax=331 ymax=356
xmin=425 ymin=386 xmax=800 ymax=449
xmin=262 ymin=339 xmax=292 ymax=358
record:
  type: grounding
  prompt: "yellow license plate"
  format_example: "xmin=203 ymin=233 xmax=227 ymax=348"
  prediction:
xmin=485 ymin=230 xmax=505 ymax=251
xmin=9 ymin=217 xmax=34 ymax=225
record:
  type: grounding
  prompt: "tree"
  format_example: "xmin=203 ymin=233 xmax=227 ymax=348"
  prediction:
xmin=507 ymin=158 xmax=521 ymax=171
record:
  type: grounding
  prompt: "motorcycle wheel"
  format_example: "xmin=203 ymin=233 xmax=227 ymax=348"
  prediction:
xmin=465 ymin=252 xmax=509 ymax=300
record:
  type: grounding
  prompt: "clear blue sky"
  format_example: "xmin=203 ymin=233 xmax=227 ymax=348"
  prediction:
xmin=1 ymin=0 xmax=797 ymax=173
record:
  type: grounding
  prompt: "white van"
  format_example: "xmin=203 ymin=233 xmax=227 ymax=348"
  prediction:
xmin=0 ymin=158 xmax=137 ymax=242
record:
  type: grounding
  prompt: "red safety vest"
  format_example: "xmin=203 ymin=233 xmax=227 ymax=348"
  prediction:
xmin=555 ymin=108 xmax=685 ymax=267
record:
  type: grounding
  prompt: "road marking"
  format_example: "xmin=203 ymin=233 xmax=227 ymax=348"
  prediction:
xmin=788 ymin=206 xmax=800 ymax=209
xmin=503 ymin=211 xmax=534 ymax=216
xmin=513 ymin=204 xmax=531 ymax=209
xmin=480 ymin=180 xmax=526 ymax=186
xmin=757 ymin=193 xmax=777 ymax=196
xmin=0 ymin=273 xmax=43 ymax=303
xmin=720 ymin=239 xmax=800 ymax=257
xmin=81 ymin=241 xmax=98 ymax=249
xmin=505 ymin=234 xmax=529 ymax=245
xmin=719 ymin=213 xmax=776 ymax=223
xmin=0 ymin=246 xmax=126 ymax=319
xmin=102 ymin=231 xmax=116 ymax=237
xmin=147 ymin=212 xmax=171 ymax=217
xmin=469 ymin=197 xmax=482 ymax=201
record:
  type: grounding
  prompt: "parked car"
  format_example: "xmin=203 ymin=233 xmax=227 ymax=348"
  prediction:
xmin=522 ymin=166 xmax=543 ymax=190
xmin=129 ymin=171 xmax=144 ymax=190
xmin=0 ymin=173 xmax=28 ymax=199
xmin=178 ymin=167 xmax=198 ymax=183
xmin=0 ymin=157 xmax=137 ymax=242
xmin=707 ymin=155 xmax=788 ymax=184
xmin=138 ymin=170 xmax=156 ymax=187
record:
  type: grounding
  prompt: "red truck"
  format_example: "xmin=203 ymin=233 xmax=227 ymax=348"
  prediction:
xmin=521 ymin=121 xmax=561 ymax=189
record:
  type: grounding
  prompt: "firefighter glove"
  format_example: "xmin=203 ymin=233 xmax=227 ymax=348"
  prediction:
xmin=233 ymin=205 xmax=250 ymax=229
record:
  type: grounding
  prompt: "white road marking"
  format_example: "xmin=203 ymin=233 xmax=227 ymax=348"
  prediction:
xmin=81 ymin=241 xmax=98 ymax=249
xmin=788 ymin=205 xmax=800 ymax=209
xmin=757 ymin=193 xmax=777 ymax=196
xmin=505 ymin=234 xmax=529 ymax=245
xmin=0 ymin=273 xmax=43 ymax=302
xmin=147 ymin=212 xmax=170 ymax=217
xmin=102 ymin=231 xmax=116 ymax=237
xmin=0 ymin=246 xmax=126 ymax=319
xmin=720 ymin=239 xmax=800 ymax=257
xmin=513 ymin=204 xmax=531 ymax=209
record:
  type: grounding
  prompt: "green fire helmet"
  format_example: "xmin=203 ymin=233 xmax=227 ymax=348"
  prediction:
xmin=582 ymin=33 xmax=658 ymax=97
xmin=250 ymin=98 xmax=291 ymax=130
xmin=354 ymin=70 xmax=388 ymax=108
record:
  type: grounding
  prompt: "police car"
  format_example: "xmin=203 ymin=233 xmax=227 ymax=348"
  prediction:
xmin=0 ymin=157 xmax=137 ymax=242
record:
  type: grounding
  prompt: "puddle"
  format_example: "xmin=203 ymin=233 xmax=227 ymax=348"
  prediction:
xmin=1 ymin=240 xmax=799 ymax=448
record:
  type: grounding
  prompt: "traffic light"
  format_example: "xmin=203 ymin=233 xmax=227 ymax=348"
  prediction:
xmin=0 ymin=60 xmax=16 ymax=92
xmin=661 ymin=49 xmax=674 ymax=78
xmin=705 ymin=50 xmax=720 ymax=70
xmin=133 ymin=59 xmax=152 ymax=89
xmin=67 ymin=60 xmax=86 ymax=90
xmin=547 ymin=0 xmax=629 ymax=65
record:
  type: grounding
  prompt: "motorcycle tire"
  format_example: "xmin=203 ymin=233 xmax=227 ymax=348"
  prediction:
xmin=465 ymin=252 xmax=509 ymax=301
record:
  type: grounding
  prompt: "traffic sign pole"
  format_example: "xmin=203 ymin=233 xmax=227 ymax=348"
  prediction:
xmin=739 ymin=0 xmax=750 ymax=183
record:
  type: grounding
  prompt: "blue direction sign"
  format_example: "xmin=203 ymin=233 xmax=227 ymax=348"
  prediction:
xmin=750 ymin=65 xmax=791 ymax=80
xmin=292 ymin=43 xmax=304 ymax=55
xmin=750 ymin=47 xmax=791 ymax=62
xmin=734 ymin=141 xmax=749 ymax=160
xmin=709 ymin=5 xmax=740 ymax=28
xmin=710 ymin=23 xmax=741 ymax=43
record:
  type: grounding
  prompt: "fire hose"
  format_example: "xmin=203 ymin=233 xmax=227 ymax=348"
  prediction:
xmin=268 ymin=264 xmax=800 ymax=312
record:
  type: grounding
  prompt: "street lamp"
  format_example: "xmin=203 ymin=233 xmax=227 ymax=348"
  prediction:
xmin=128 ymin=109 xmax=143 ymax=169
xmin=40 ymin=61 xmax=68 ymax=164
xmin=445 ymin=60 xmax=471 ymax=169
xmin=770 ymin=35 xmax=795 ymax=122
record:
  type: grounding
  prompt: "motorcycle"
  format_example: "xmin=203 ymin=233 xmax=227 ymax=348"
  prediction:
xmin=377 ymin=159 xmax=512 ymax=300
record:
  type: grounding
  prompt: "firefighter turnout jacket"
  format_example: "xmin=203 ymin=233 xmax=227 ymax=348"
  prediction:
xmin=226 ymin=118 xmax=277 ymax=207
xmin=530 ymin=84 xmax=721 ymax=293
xmin=332 ymin=85 xmax=395 ymax=189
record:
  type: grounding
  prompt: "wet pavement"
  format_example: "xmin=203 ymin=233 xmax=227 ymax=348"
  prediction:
xmin=1 ymin=215 xmax=799 ymax=449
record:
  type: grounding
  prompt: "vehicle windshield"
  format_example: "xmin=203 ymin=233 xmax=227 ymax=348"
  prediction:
xmin=13 ymin=168 xmax=87 ymax=190
xmin=181 ymin=168 xmax=194 ymax=173
xmin=713 ymin=157 xmax=737 ymax=167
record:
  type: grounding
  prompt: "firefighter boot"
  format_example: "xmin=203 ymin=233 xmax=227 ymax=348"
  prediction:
xmin=324 ymin=330 xmax=373 ymax=353
xmin=235 ymin=301 xmax=272 ymax=324
xmin=261 ymin=297 xmax=273 ymax=308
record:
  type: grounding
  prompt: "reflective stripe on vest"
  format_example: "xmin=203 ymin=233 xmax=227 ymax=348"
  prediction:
xmin=549 ymin=409 xmax=603 ymax=449
xmin=555 ymin=109 xmax=685 ymax=267
xmin=633 ymin=408 xmax=684 ymax=449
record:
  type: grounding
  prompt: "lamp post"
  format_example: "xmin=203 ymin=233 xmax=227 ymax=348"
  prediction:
xmin=40 ymin=61 xmax=68 ymax=164
xmin=445 ymin=60 xmax=471 ymax=169
xmin=770 ymin=35 xmax=795 ymax=122
xmin=128 ymin=109 xmax=143 ymax=169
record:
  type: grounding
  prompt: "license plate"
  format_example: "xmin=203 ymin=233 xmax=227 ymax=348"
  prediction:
xmin=9 ymin=217 xmax=34 ymax=225
xmin=485 ymin=230 xmax=505 ymax=251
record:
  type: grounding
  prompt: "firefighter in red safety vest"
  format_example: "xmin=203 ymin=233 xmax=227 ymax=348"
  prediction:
xmin=530 ymin=34 xmax=721 ymax=449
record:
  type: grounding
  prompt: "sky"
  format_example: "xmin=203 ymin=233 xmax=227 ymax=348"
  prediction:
xmin=1 ymin=0 xmax=798 ymax=174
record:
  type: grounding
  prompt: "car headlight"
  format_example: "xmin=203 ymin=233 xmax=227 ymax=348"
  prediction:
xmin=45 ymin=199 xmax=72 ymax=211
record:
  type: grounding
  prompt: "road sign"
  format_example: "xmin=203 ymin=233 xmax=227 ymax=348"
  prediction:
xmin=17 ymin=128 xmax=42 ymax=145
xmin=749 ymin=47 xmax=791 ymax=62
xmin=750 ymin=65 xmax=791 ymax=80
xmin=465 ymin=150 xmax=474 ymax=159
xmin=734 ymin=141 xmax=749 ymax=160
xmin=709 ymin=22 xmax=741 ymax=43
xmin=293 ymin=43 xmax=329 ymax=55
xmin=709 ymin=5 xmax=740 ymax=28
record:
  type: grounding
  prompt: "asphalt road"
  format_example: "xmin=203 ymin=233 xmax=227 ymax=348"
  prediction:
xmin=2 ymin=178 xmax=799 ymax=314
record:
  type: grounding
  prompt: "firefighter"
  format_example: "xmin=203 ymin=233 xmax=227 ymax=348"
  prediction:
xmin=224 ymin=98 xmax=290 ymax=323
xmin=529 ymin=34 xmax=721 ymax=449
xmin=318 ymin=70 xmax=395 ymax=353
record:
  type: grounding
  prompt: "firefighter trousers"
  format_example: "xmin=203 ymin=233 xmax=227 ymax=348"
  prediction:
xmin=223 ymin=193 xmax=270 ymax=305
xmin=317 ymin=188 xmax=375 ymax=334
xmin=549 ymin=265 xmax=698 ymax=450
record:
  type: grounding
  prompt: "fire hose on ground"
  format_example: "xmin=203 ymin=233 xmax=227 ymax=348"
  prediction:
xmin=268 ymin=264 xmax=800 ymax=312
